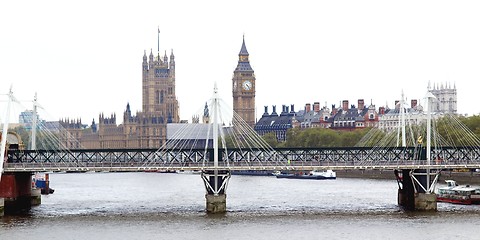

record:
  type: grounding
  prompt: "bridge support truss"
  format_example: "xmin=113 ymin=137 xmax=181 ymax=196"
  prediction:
xmin=201 ymin=170 xmax=230 ymax=213
xmin=395 ymin=169 xmax=440 ymax=211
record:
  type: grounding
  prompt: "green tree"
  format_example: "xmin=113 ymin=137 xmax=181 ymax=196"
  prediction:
xmin=12 ymin=125 xmax=62 ymax=150
xmin=261 ymin=132 xmax=279 ymax=147
xmin=281 ymin=127 xmax=371 ymax=148
xmin=13 ymin=126 xmax=30 ymax=147
xmin=460 ymin=115 xmax=480 ymax=137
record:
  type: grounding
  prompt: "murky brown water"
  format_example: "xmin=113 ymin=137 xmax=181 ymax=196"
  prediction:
xmin=1 ymin=172 xmax=479 ymax=239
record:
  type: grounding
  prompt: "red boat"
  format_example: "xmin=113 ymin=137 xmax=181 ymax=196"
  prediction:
xmin=436 ymin=180 xmax=480 ymax=205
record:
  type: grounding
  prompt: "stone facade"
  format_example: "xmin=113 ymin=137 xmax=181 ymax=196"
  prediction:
xmin=429 ymin=82 xmax=457 ymax=114
xmin=377 ymin=99 xmax=425 ymax=132
xmin=62 ymin=37 xmax=179 ymax=149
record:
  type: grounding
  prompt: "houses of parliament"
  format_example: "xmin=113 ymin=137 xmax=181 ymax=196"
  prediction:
xmin=61 ymin=35 xmax=255 ymax=149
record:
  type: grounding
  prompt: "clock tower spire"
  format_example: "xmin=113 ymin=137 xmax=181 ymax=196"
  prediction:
xmin=232 ymin=35 xmax=256 ymax=127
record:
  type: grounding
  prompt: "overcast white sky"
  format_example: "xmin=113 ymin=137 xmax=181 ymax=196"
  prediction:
xmin=1 ymin=0 xmax=480 ymax=124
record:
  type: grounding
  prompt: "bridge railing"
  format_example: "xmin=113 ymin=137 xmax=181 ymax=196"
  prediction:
xmin=4 ymin=147 xmax=480 ymax=172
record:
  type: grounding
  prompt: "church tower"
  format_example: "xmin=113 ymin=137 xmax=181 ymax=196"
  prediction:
xmin=232 ymin=36 xmax=256 ymax=127
xmin=430 ymin=82 xmax=457 ymax=114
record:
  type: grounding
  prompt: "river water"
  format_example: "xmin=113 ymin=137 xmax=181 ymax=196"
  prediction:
xmin=1 ymin=172 xmax=479 ymax=239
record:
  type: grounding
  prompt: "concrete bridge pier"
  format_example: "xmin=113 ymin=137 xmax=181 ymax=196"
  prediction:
xmin=0 ymin=198 xmax=4 ymax=216
xmin=395 ymin=169 xmax=438 ymax=211
xmin=0 ymin=172 xmax=39 ymax=214
xmin=201 ymin=170 xmax=230 ymax=213
xmin=396 ymin=169 xmax=414 ymax=210
xmin=31 ymin=188 xmax=42 ymax=206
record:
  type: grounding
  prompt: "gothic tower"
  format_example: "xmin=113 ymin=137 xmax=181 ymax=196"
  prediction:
xmin=202 ymin=102 xmax=210 ymax=124
xmin=142 ymin=49 xmax=179 ymax=121
xmin=429 ymin=82 xmax=457 ymax=114
xmin=140 ymin=30 xmax=180 ymax=147
xmin=232 ymin=36 xmax=256 ymax=127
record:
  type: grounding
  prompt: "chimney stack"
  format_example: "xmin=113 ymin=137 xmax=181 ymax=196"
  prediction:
xmin=342 ymin=100 xmax=349 ymax=111
xmin=358 ymin=99 xmax=365 ymax=110
xmin=313 ymin=102 xmax=320 ymax=112
xmin=411 ymin=99 xmax=418 ymax=109
xmin=379 ymin=106 xmax=385 ymax=115
xmin=305 ymin=103 xmax=311 ymax=113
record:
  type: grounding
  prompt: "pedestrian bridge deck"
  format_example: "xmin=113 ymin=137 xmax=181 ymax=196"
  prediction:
xmin=4 ymin=147 xmax=480 ymax=172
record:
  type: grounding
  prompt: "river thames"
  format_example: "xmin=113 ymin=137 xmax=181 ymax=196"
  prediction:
xmin=1 ymin=172 xmax=479 ymax=239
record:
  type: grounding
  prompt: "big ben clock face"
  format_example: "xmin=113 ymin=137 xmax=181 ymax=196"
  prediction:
xmin=242 ymin=80 xmax=252 ymax=91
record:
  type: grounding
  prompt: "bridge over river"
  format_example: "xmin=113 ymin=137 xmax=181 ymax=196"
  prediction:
xmin=2 ymin=85 xmax=480 ymax=215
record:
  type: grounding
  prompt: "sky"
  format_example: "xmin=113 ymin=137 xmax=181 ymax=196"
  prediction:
xmin=1 ymin=0 xmax=480 ymax=124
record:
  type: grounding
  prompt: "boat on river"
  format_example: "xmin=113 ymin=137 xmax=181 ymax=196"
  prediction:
xmin=436 ymin=180 xmax=480 ymax=205
xmin=33 ymin=173 xmax=55 ymax=194
xmin=275 ymin=170 xmax=336 ymax=180
xmin=176 ymin=170 xmax=201 ymax=174
xmin=231 ymin=170 xmax=274 ymax=176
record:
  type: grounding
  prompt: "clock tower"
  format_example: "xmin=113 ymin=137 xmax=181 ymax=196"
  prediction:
xmin=232 ymin=36 xmax=256 ymax=127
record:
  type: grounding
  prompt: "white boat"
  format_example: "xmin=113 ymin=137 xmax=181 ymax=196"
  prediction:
xmin=436 ymin=180 xmax=480 ymax=205
xmin=175 ymin=170 xmax=201 ymax=174
xmin=276 ymin=170 xmax=336 ymax=180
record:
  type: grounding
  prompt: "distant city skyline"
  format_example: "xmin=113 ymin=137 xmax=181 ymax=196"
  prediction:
xmin=1 ymin=1 xmax=480 ymax=124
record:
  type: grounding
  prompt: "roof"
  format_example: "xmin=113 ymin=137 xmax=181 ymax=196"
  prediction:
xmin=167 ymin=123 xmax=213 ymax=140
xmin=332 ymin=108 xmax=370 ymax=122
xmin=254 ymin=111 xmax=295 ymax=130
xmin=235 ymin=62 xmax=253 ymax=72
xmin=235 ymin=36 xmax=253 ymax=72
xmin=239 ymin=36 xmax=249 ymax=55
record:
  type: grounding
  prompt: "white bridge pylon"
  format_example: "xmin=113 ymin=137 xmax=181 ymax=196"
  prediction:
xmin=0 ymin=86 xmax=17 ymax=181
xmin=397 ymin=89 xmax=440 ymax=195
xmin=201 ymin=82 xmax=231 ymax=196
